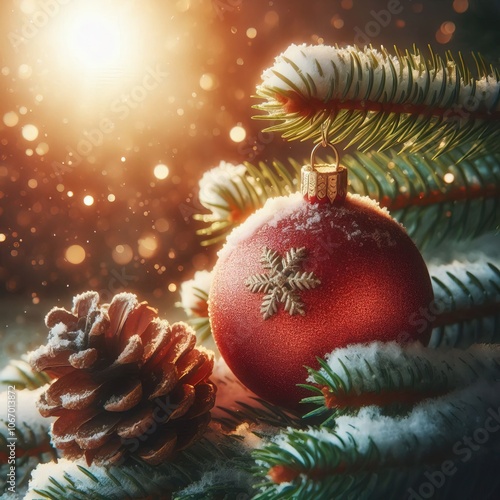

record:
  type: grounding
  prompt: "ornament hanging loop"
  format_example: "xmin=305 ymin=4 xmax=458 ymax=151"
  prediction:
xmin=301 ymin=125 xmax=348 ymax=205
xmin=310 ymin=142 xmax=340 ymax=173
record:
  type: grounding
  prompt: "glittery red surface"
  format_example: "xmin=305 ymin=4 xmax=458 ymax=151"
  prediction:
xmin=209 ymin=195 xmax=434 ymax=409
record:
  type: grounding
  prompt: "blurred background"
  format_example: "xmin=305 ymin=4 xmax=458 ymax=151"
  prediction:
xmin=1 ymin=0 xmax=499 ymax=360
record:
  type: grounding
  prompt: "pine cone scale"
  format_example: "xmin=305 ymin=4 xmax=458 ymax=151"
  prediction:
xmin=73 ymin=291 xmax=100 ymax=318
xmin=114 ymin=334 xmax=144 ymax=365
xmin=31 ymin=348 xmax=76 ymax=372
xmin=137 ymin=430 xmax=177 ymax=465
xmin=36 ymin=391 xmax=60 ymax=417
xmin=103 ymin=379 xmax=143 ymax=411
xmin=181 ymin=353 xmax=214 ymax=386
xmin=146 ymin=323 xmax=197 ymax=370
xmin=88 ymin=313 xmax=109 ymax=341
xmin=115 ymin=406 xmax=153 ymax=439
xmin=85 ymin=435 xmax=123 ymax=465
xmin=75 ymin=412 xmax=120 ymax=450
xmin=69 ymin=348 xmax=98 ymax=369
xmin=184 ymin=383 xmax=217 ymax=419
xmin=177 ymin=350 xmax=213 ymax=384
xmin=45 ymin=308 xmax=78 ymax=329
xmin=105 ymin=293 xmax=139 ymax=350
xmin=169 ymin=384 xmax=196 ymax=419
xmin=140 ymin=320 xmax=169 ymax=362
xmin=45 ymin=371 xmax=102 ymax=410
xmin=119 ymin=302 xmax=158 ymax=350
xmin=74 ymin=412 xmax=122 ymax=449
xmin=52 ymin=407 xmax=101 ymax=448
xmin=148 ymin=363 xmax=178 ymax=399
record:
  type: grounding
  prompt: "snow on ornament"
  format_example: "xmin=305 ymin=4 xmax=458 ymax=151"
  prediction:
xmin=209 ymin=140 xmax=434 ymax=410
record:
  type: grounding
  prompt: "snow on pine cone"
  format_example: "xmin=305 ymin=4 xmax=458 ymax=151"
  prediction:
xmin=29 ymin=291 xmax=216 ymax=466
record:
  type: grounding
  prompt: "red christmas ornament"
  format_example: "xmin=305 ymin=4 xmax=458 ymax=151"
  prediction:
xmin=209 ymin=143 xmax=434 ymax=409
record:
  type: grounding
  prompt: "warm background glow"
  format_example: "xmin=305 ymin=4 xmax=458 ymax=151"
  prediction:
xmin=65 ymin=14 xmax=123 ymax=69
xmin=0 ymin=0 xmax=495 ymax=317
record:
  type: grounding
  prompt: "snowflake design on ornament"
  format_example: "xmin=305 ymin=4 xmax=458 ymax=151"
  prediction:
xmin=244 ymin=246 xmax=321 ymax=320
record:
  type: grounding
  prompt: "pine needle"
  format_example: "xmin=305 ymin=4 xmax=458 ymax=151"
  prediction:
xmin=254 ymin=44 xmax=500 ymax=158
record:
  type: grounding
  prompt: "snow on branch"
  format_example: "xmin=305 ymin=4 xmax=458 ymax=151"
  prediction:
xmin=256 ymin=380 xmax=500 ymax=485
xmin=306 ymin=341 xmax=500 ymax=412
xmin=255 ymin=44 xmax=500 ymax=158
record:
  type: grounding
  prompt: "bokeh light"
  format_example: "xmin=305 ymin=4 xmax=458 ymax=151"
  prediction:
xmin=246 ymin=27 xmax=257 ymax=39
xmin=3 ymin=112 xmax=19 ymax=127
xmin=444 ymin=173 xmax=455 ymax=184
xmin=229 ymin=125 xmax=246 ymax=142
xmin=453 ymin=0 xmax=469 ymax=14
xmin=199 ymin=73 xmax=219 ymax=91
xmin=153 ymin=164 xmax=170 ymax=180
xmin=436 ymin=21 xmax=456 ymax=44
xmin=112 ymin=244 xmax=134 ymax=265
xmin=35 ymin=142 xmax=49 ymax=155
xmin=18 ymin=64 xmax=32 ymax=79
xmin=21 ymin=124 xmax=39 ymax=141
xmin=138 ymin=235 xmax=158 ymax=258
xmin=83 ymin=195 xmax=95 ymax=206
xmin=65 ymin=245 xmax=86 ymax=264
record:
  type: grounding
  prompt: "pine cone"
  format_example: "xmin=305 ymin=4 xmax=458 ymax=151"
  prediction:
xmin=29 ymin=291 xmax=216 ymax=466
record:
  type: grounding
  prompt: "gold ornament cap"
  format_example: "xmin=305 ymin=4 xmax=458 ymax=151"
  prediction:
xmin=301 ymin=141 xmax=347 ymax=204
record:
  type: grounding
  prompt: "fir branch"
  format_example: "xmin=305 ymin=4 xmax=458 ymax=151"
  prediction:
xmin=348 ymin=150 xmax=500 ymax=212
xmin=187 ymin=315 xmax=212 ymax=345
xmin=182 ymin=285 xmax=212 ymax=344
xmin=26 ymin=458 xmax=177 ymax=499
xmin=195 ymin=159 xmax=299 ymax=246
xmin=253 ymin=381 xmax=500 ymax=499
xmin=1 ymin=388 xmax=55 ymax=494
xmin=174 ymin=472 xmax=254 ymax=500
xmin=303 ymin=342 xmax=500 ymax=420
xmin=193 ymin=150 xmax=500 ymax=252
xmin=429 ymin=255 xmax=500 ymax=347
xmin=215 ymin=397 xmax=302 ymax=432
xmin=26 ymin=430 xmax=257 ymax=500
xmin=178 ymin=271 xmax=213 ymax=347
xmin=254 ymin=44 xmax=500 ymax=158
xmin=253 ymin=456 xmax=500 ymax=500
xmin=344 ymin=148 xmax=500 ymax=251
xmin=0 ymin=358 xmax=50 ymax=390
xmin=211 ymin=358 xmax=302 ymax=432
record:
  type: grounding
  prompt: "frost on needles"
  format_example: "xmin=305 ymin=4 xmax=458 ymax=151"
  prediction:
xmin=255 ymin=43 xmax=500 ymax=157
